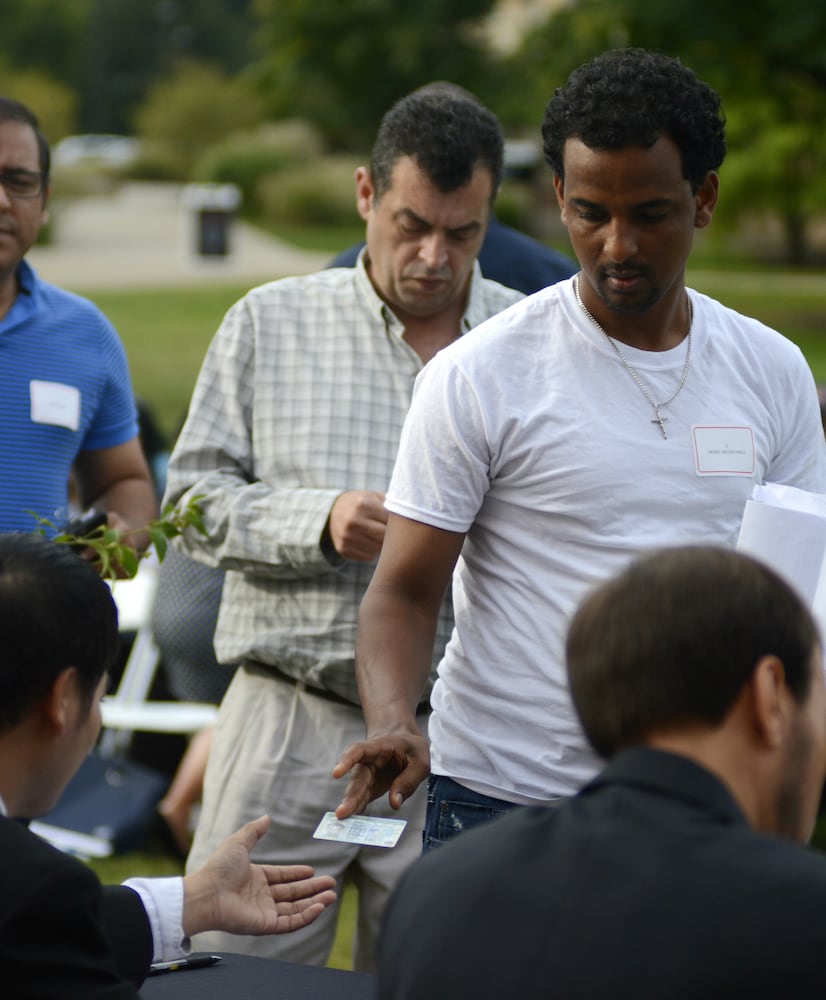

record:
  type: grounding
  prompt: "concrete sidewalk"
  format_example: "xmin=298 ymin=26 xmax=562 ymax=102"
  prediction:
xmin=27 ymin=182 xmax=333 ymax=293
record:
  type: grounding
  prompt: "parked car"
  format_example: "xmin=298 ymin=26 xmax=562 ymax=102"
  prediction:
xmin=53 ymin=134 xmax=141 ymax=169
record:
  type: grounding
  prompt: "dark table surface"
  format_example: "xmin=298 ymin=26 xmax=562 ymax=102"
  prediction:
xmin=140 ymin=952 xmax=376 ymax=1000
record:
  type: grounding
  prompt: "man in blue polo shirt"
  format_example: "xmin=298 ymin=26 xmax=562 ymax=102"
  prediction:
xmin=0 ymin=97 xmax=156 ymax=544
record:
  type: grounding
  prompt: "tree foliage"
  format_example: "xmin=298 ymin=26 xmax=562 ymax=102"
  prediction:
xmin=36 ymin=496 xmax=207 ymax=581
xmin=3 ymin=0 xmax=826 ymax=261
xmin=502 ymin=0 xmax=826 ymax=262
xmin=0 ymin=0 xmax=89 ymax=89
xmin=249 ymin=0 xmax=502 ymax=149
xmin=0 ymin=64 xmax=78 ymax=143
xmin=0 ymin=0 xmax=259 ymax=134
xmin=134 ymin=60 xmax=266 ymax=177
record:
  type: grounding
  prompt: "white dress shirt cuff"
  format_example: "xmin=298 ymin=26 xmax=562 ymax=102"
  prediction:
xmin=123 ymin=876 xmax=190 ymax=963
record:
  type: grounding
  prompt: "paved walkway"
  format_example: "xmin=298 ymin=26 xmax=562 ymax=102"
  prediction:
xmin=28 ymin=181 xmax=333 ymax=293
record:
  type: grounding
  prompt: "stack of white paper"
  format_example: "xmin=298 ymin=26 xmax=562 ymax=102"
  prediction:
xmin=736 ymin=483 xmax=826 ymax=636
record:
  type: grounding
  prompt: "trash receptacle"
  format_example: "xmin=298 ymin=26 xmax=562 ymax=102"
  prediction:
xmin=181 ymin=183 xmax=241 ymax=257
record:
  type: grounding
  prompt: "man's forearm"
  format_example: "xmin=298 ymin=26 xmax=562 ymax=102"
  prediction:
xmin=355 ymin=583 xmax=438 ymax=734
xmin=355 ymin=514 xmax=465 ymax=731
xmin=92 ymin=477 xmax=157 ymax=554
xmin=95 ymin=477 xmax=157 ymax=528
xmin=75 ymin=438 xmax=158 ymax=551
xmin=165 ymin=472 xmax=343 ymax=578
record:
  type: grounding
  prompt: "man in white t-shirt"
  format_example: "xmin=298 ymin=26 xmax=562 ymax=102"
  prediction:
xmin=333 ymin=48 xmax=826 ymax=847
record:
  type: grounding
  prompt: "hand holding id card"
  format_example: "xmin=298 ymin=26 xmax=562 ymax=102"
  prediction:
xmin=313 ymin=812 xmax=407 ymax=848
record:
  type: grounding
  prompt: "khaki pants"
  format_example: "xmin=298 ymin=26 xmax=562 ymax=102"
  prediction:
xmin=186 ymin=663 xmax=427 ymax=972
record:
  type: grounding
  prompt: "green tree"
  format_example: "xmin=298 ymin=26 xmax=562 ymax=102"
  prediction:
xmin=134 ymin=60 xmax=266 ymax=177
xmin=0 ymin=0 xmax=259 ymax=134
xmin=503 ymin=0 xmax=826 ymax=263
xmin=0 ymin=0 xmax=89 ymax=90
xmin=249 ymin=0 xmax=502 ymax=149
xmin=80 ymin=0 xmax=261 ymax=133
xmin=0 ymin=65 xmax=78 ymax=144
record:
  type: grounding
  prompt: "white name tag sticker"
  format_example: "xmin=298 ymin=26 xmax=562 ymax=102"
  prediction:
xmin=30 ymin=380 xmax=80 ymax=431
xmin=313 ymin=812 xmax=407 ymax=848
xmin=692 ymin=425 xmax=755 ymax=476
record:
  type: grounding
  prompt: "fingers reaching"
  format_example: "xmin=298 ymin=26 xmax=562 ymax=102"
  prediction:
xmin=261 ymin=872 xmax=338 ymax=935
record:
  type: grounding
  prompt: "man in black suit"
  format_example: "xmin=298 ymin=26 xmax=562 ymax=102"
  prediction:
xmin=0 ymin=533 xmax=336 ymax=998
xmin=378 ymin=546 xmax=826 ymax=998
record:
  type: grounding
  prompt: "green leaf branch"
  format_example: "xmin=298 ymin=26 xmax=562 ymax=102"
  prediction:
xmin=32 ymin=496 xmax=207 ymax=581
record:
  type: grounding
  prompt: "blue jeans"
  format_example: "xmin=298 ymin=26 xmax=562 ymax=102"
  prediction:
xmin=423 ymin=774 xmax=519 ymax=853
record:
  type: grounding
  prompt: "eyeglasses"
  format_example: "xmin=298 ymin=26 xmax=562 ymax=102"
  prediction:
xmin=0 ymin=168 xmax=44 ymax=199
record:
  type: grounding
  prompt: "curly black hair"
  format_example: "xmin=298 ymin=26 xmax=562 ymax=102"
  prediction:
xmin=542 ymin=48 xmax=726 ymax=193
xmin=370 ymin=89 xmax=503 ymax=202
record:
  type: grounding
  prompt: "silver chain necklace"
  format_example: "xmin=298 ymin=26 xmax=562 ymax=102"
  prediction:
xmin=573 ymin=274 xmax=693 ymax=440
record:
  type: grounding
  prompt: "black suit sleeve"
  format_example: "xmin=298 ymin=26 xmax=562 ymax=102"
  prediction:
xmin=0 ymin=831 xmax=151 ymax=999
xmin=101 ymin=886 xmax=155 ymax=987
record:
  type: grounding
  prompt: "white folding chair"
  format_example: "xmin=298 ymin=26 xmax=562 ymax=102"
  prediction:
xmin=100 ymin=563 xmax=218 ymax=757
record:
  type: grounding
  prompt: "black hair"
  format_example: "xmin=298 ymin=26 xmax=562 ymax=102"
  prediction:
xmin=370 ymin=89 xmax=503 ymax=203
xmin=0 ymin=96 xmax=51 ymax=191
xmin=0 ymin=533 xmax=119 ymax=732
xmin=542 ymin=48 xmax=726 ymax=193
xmin=566 ymin=546 xmax=819 ymax=759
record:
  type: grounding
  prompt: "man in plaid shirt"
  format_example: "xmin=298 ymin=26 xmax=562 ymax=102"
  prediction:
xmin=163 ymin=88 xmax=522 ymax=971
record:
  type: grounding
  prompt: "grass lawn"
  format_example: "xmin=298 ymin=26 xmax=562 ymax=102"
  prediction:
xmin=687 ymin=266 xmax=826 ymax=380
xmin=87 ymin=265 xmax=826 ymax=449
xmin=88 ymin=283 xmax=253 ymax=442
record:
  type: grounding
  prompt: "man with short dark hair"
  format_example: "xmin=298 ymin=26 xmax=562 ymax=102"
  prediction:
xmin=0 ymin=97 xmax=156 ymax=546
xmin=377 ymin=546 xmax=826 ymax=998
xmin=0 ymin=533 xmax=336 ymax=997
xmin=329 ymin=81 xmax=577 ymax=295
xmin=164 ymin=87 xmax=522 ymax=969
xmin=335 ymin=48 xmax=826 ymax=847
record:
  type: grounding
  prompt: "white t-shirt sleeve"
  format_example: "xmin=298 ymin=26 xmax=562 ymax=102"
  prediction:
xmin=765 ymin=345 xmax=826 ymax=492
xmin=386 ymin=354 xmax=491 ymax=533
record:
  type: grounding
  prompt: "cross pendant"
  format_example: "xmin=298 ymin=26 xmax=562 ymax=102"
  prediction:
xmin=651 ymin=408 xmax=668 ymax=439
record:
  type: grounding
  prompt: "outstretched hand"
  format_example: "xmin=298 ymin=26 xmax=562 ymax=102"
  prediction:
xmin=182 ymin=815 xmax=337 ymax=938
xmin=332 ymin=730 xmax=430 ymax=819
